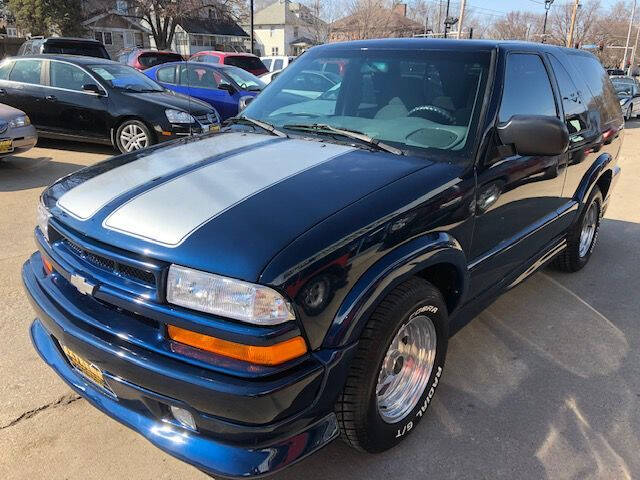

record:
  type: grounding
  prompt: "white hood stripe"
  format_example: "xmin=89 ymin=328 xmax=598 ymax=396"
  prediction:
xmin=103 ymin=140 xmax=354 ymax=247
xmin=56 ymin=133 xmax=269 ymax=220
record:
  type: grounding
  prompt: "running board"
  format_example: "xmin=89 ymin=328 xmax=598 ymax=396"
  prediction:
xmin=508 ymin=239 xmax=567 ymax=289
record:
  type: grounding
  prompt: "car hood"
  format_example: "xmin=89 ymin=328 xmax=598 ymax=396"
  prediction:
xmin=44 ymin=132 xmax=432 ymax=281
xmin=123 ymin=89 xmax=212 ymax=113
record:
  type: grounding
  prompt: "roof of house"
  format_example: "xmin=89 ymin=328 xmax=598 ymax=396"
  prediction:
xmin=253 ymin=0 xmax=320 ymax=26
xmin=331 ymin=7 xmax=424 ymax=33
xmin=179 ymin=17 xmax=249 ymax=37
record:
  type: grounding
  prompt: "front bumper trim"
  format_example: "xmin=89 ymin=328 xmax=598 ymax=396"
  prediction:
xmin=30 ymin=318 xmax=339 ymax=478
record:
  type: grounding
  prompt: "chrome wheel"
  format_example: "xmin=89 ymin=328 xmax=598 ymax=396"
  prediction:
xmin=376 ymin=315 xmax=437 ymax=423
xmin=579 ymin=202 xmax=599 ymax=258
xmin=119 ymin=123 xmax=149 ymax=152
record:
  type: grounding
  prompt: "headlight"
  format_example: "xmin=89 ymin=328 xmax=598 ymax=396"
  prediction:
xmin=10 ymin=115 xmax=30 ymax=128
xmin=167 ymin=265 xmax=295 ymax=325
xmin=37 ymin=199 xmax=51 ymax=242
xmin=238 ymin=95 xmax=254 ymax=111
xmin=165 ymin=109 xmax=195 ymax=124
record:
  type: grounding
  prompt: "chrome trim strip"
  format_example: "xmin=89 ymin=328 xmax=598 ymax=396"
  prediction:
xmin=57 ymin=132 xmax=268 ymax=220
xmin=103 ymin=140 xmax=355 ymax=247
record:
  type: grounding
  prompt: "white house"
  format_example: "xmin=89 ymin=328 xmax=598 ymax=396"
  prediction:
xmin=250 ymin=0 xmax=322 ymax=57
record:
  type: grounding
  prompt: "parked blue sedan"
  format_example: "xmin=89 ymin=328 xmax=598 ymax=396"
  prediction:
xmin=144 ymin=62 xmax=265 ymax=120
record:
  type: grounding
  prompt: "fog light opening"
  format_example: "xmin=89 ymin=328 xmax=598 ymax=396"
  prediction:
xmin=169 ymin=405 xmax=197 ymax=431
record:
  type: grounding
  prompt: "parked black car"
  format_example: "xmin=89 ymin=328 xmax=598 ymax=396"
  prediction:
xmin=24 ymin=39 xmax=622 ymax=478
xmin=17 ymin=37 xmax=110 ymax=59
xmin=0 ymin=55 xmax=220 ymax=153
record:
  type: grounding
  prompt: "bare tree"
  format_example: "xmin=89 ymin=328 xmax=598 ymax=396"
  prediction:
xmin=489 ymin=11 xmax=543 ymax=41
xmin=548 ymin=0 xmax=601 ymax=47
xmin=118 ymin=0 xmax=244 ymax=50
xmin=300 ymin=0 xmax=334 ymax=44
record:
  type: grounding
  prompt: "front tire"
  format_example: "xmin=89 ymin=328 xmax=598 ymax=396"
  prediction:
xmin=336 ymin=278 xmax=448 ymax=453
xmin=115 ymin=119 xmax=154 ymax=153
xmin=553 ymin=186 xmax=603 ymax=272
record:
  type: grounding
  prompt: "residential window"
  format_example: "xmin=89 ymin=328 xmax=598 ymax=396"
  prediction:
xmin=7 ymin=28 xmax=17 ymax=37
xmin=270 ymin=26 xmax=275 ymax=37
xmin=271 ymin=46 xmax=279 ymax=55
xmin=94 ymin=31 xmax=113 ymax=45
xmin=294 ymin=27 xmax=299 ymax=38
xmin=190 ymin=35 xmax=197 ymax=46
xmin=134 ymin=32 xmax=144 ymax=47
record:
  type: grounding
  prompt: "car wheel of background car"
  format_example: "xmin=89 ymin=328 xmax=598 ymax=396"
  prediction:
xmin=297 ymin=273 xmax=334 ymax=316
xmin=335 ymin=277 xmax=448 ymax=453
xmin=553 ymin=186 xmax=603 ymax=272
xmin=116 ymin=120 xmax=154 ymax=153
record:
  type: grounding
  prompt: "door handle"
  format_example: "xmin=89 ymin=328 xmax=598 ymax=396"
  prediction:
xmin=45 ymin=95 xmax=57 ymax=101
xmin=0 ymin=88 xmax=6 ymax=95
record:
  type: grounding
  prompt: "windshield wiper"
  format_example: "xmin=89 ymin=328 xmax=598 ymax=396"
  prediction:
xmin=282 ymin=123 xmax=404 ymax=155
xmin=228 ymin=116 xmax=288 ymax=137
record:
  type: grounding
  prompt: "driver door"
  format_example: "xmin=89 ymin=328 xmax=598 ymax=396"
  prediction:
xmin=468 ymin=52 xmax=568 ymax=299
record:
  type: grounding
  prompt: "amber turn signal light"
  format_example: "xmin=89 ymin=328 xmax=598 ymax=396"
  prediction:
xmin=167 ymin=325 xmax=307 ymax=366
xmin=42 ymin=256 xmax=54 ymax=275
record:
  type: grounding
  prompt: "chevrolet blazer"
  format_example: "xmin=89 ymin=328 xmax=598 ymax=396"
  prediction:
xmin=23 ymin=39 xmax=622 ymax=477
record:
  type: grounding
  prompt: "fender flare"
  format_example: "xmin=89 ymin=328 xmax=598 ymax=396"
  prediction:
xmin=575 ymin=151 xmax=613 ymax=207
xmin=322 ymin=232 xmax=468 ymax=348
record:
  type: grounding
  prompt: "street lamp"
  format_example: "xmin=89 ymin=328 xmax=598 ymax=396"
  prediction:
xmin=542 ymin=0 xmax=554 ymax=43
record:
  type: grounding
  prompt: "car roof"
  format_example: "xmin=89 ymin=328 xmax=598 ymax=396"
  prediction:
xmin=41 ymin=37 xmax=103 ymax=44
xmin=149 ymin=61 xmax=239 ymax=70
xmin=314 ymin=38 xmax=595 ymax=57
xmin=193 ymin=51 xmax=257 ymax=57
xmin=11 ymin=54 xmax=119 ymax=66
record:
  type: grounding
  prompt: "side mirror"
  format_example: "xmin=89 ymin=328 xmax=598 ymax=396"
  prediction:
xmin=82 ymin=83 xmax=105 ymax=96
xmin=497 ymin=115 xmax=569 ymax=157
xmin=218 ymin=83 xmax=236 ymax=94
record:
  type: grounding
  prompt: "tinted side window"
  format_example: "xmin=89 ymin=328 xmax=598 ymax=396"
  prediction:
xmin=179 ymin=65 xmax=219 ymax=89
xmin=566 ymin=54 xmax=620 ymax=125
xmin=156 ymin=66 xmax=176 ymax=83
xmin=499 ymin=54 xmax=556 ymax=123
xmin=549 ymin=55 xmax=589 ymax=135
xmin=50 ymin=62 xmax=93 ymax=91
xmin=0 ymin=60 xmax=14 ymax=80
xmin=273 ymin=59 xmax=284 ymax=71
xmin=9 ymin=60 xmax=43 ymax=85
xmin=262 ymin=58 xmax=272 ymax=70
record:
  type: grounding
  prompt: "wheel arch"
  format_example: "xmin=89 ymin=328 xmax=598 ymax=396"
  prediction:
xmin=575 ymin=151 xmax=614 ymax=208
xmin=322 ymin=232 xmax=469 ymax=349
xmin=110 ymin=115 xmax=157 ymax=147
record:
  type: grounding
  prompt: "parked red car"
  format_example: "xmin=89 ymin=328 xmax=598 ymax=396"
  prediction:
xmin=117 ymin=48 xmax=184 ymax=70
xmin=189 ymin=51 xmax=268 ymax=76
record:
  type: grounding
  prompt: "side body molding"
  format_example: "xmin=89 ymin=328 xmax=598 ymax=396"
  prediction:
xmin=322 ymin=232 xmax=468 ymax=349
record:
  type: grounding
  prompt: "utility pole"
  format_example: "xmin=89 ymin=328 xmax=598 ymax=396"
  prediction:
xmin=443 ymin=0 xmax=450 ymax=38
xmin=629 ymin=24 xmax=640 ymax=76
xmin=437 ymin=0 xmax=443 ymax=36
xmin=566 ymin=0 xmax=580 ymax=48
xmin=250 ymin=0 xmax=254 ymax=54
xmin=457 ymin=0 xmax=466 ymax=39
xmin=623 ymin=0 xmax=637 ymax=70
xmin=542 ymin=0 xmax=554 ymax=44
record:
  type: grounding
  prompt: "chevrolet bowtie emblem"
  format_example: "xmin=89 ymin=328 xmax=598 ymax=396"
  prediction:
xmin=70 ymin=273 xmax=96 ymax=296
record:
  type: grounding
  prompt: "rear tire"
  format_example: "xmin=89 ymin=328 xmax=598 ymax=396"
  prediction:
xmin=553 ymin=186 xmax=603 ymax=272
xmin=335 ymin=277 xmax=448 ymax=453
xmin=115 ymin=119 xmax=154 ymax=153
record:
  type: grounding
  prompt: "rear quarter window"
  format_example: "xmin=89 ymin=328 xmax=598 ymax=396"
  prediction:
xmin=566 ymin=53 xmax=621 ymax=125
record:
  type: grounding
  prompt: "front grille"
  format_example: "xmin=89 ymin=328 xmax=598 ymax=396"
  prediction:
xmin=63 ymin=239 xmax=156 ymax=286
xmin=194 ymin=113 xmax=216 ymax=125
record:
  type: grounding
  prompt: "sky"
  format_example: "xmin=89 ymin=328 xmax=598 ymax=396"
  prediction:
xmin=465 ymin=0 xmax=619 ymax=18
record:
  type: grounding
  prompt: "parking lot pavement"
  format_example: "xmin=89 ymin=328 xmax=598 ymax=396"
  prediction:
xmin=1 ymin=130 xmax=639 ymax=480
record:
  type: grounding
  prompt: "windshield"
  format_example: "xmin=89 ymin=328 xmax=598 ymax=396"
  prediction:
xmin=242 ymin=49 xmax=490 ymax=154
xmin=89 ymin=64 xmax=164 ymax=92
xmin=138 ymin=52 xmax=184 ymax=68
xmin=225 ymin=55 xmax=266 ymax=71
xmin=223 ymin=66 xmax=265 ymax=90
xmin=612 ymin=79 xmax=634 ymax=95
